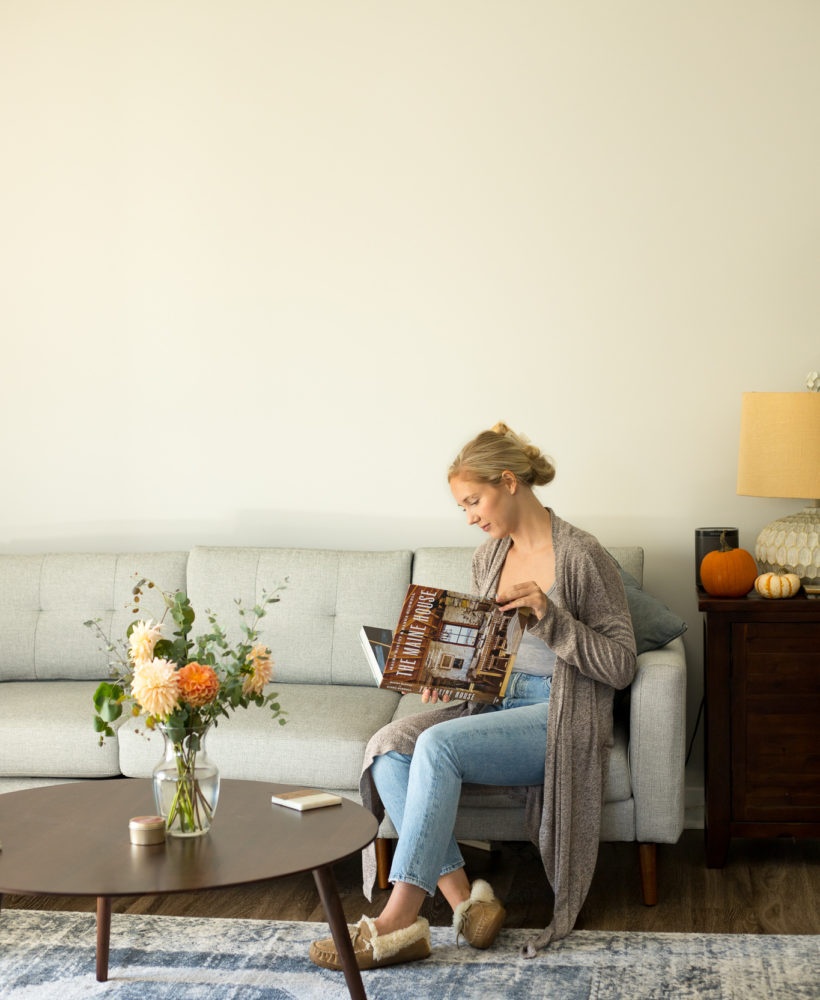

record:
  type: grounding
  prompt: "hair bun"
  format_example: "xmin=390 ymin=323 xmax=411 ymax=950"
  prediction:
xmin=449 ymin=423 xmax=555 ymax=488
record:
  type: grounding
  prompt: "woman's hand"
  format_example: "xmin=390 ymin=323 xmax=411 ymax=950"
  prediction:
xmin=496 ymin=581 xmax=548 ymax=621
xmin=421 ymin=687 xmax=451 ymax=704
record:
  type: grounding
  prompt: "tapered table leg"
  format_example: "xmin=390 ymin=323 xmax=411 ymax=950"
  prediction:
xmin=96 ymin=896 xmax=112 ymax=982
xmin=313 ymin=865 xmax=367 ymax=1000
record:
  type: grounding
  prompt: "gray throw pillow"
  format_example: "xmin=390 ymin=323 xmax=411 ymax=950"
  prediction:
xmin=618 ymin=566 xmax=687 ymax=655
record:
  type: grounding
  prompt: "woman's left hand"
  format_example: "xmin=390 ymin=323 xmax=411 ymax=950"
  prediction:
xmin=496 ymin=581 xmax=548 ymax=621
xmin=421 ymin=687 xmax=451 ymax=704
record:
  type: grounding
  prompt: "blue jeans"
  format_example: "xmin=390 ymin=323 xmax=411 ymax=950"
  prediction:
xmin=371 ymin=672 xmax=551 ymax=896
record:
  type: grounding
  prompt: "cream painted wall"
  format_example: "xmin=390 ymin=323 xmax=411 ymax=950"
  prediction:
xmin=1 ymin=2 xmax=818 ymax=790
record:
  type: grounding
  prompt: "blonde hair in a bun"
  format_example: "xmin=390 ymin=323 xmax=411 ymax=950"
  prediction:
xmin=448 ymin=423 xmax=556 ymax=488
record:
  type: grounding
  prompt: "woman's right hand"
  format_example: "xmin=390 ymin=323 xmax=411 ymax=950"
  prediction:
xmin=496 ymin=580 xmax=549 ymax=621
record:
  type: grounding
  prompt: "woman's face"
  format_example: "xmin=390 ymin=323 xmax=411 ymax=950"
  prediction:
xmin=449 ymin=473 xmax=516 ymax=539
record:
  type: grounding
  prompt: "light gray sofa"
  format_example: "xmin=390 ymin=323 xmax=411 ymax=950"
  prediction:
xmin=0 ymin=543 xmax=686 ymax=905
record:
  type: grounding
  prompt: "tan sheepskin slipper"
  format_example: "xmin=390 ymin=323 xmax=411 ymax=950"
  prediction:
xmin=309 ymin=915 xmax=431 ymax=971
xmin=452 ymin=879 xmax=506 ymax=949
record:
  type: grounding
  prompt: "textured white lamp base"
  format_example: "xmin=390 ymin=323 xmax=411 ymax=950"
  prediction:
xmin=755 ymin=503 xmax=820 ymax=595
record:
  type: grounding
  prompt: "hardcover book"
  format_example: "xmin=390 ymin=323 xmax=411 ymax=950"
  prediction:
xmin=360 ymin=624 xmax=393 ymax=686
xmin=270 ymin=789 xmax=343 ymax=811
xmin=367 ymin=584 xmax=530 ymax=704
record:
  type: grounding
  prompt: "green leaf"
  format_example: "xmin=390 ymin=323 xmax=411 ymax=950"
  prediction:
xmin=171 ymin=638 xmax=190 ymax=662
xmin=99 ymin=699 xmax=123 ymax=723
xmin=93 ymin=681 xmax=122 ymax=712
xmin=93 ymin=716 xmax=114 ymax=737
xmin=169 ymin=591 xmax=195 ymax=635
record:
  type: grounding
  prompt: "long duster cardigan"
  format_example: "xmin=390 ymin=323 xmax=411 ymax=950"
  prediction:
xmin=360 ymin=511 xmax=637 ymax=956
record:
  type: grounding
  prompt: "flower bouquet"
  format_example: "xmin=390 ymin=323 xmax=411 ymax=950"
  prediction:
xmin=87 ymin=578 xmax=286 ymax=836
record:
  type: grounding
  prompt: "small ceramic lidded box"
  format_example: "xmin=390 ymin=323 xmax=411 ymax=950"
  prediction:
xmin=129 ymin=815 xmax=166 ymax=846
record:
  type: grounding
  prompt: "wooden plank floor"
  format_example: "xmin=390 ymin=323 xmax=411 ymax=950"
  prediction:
xmin=5 ymin=832 xmax=819 ymax=934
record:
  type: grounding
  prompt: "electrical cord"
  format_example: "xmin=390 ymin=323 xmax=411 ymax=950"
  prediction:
xmin=685 ymin=696 xmax=704 ymax=766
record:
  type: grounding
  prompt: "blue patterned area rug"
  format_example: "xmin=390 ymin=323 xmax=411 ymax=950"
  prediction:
xmin=0 ymin=910 xmax=817 ymax=999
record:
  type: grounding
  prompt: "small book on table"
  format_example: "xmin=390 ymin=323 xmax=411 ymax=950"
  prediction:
xmin=270 ymin=789 xmax=343 ymax=811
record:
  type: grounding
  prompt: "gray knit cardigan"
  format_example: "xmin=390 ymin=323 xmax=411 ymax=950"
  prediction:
xmin=359 ymin=511 xmax=637 ymax=957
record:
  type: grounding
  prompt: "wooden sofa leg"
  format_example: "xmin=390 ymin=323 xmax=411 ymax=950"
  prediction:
xmin=375 ymin=837 xmax=393 ymax=890
xmin=639 ymin=842 xmax=658 ymax=906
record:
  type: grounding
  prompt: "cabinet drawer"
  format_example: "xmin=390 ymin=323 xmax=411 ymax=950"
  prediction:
xmin=736 ymin=622 xmax=820 ymax=695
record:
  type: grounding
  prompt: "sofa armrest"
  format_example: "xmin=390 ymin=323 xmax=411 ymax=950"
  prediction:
xmin=628 ymin=636 xmax=687 ymax=844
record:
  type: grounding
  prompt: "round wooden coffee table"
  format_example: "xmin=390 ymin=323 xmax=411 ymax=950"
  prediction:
xmin=0 ymin=779 xmax=378 ymax=999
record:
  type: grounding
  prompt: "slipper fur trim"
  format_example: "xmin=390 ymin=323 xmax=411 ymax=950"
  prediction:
xmin=360 ymin=915 xmax=431 ymax=962
xmin=452 ymin=879 xmax=497 ymax=933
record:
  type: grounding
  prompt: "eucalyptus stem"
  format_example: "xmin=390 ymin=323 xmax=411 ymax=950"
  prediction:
xmin=158 ymin=725 xmax=216 ymax=835
xmin=167 ymin=742 xmax=213 ymax=831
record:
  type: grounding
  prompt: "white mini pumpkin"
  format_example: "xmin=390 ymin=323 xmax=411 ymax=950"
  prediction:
xmin=754 ymin=572 xmax=801 ymax=598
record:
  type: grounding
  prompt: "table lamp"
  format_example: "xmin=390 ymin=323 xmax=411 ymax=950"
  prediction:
xmin=736 ymin=388 xmax=820 ymax=594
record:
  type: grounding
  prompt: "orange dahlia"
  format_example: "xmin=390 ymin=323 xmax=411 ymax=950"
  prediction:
xmin=177 ymin=662 xmax=220 ymax=707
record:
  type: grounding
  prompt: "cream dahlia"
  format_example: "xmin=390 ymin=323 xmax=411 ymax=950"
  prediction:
xmin=131 ymin=657 xmax=180 ymax=718
xmin=243 ymin=643 xmax=273 ymax=696
xmin=177 ymin=662 xmax=220 ymax=707
xmin=128 ymin=620 xmax=164 ymax=665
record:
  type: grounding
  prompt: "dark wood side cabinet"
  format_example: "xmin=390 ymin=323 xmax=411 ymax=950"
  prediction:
xmin=699 ymin=591 xmax=820 ymax=867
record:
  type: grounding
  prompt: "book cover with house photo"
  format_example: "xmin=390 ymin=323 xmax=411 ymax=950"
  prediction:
xmin=379 ymin=584 xmax=530 ymax=704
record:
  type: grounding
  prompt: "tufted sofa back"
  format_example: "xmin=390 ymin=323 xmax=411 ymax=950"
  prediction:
xmin=186 ymin=546 xmax=412 ymax=686
xmin=0 ymin=553 xmax=187 ymax=681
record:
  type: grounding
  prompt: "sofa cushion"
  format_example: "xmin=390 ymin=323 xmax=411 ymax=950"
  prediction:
xmin=412 ymin=548 xmax=473 ymax=591
xmin=390 ymin=692 xmax=450 ymax=723
xmin=0 ymin=681 xmax=122 ymax=778
xmin=0 ymin=552 xmax=188 ymax=681
xmin=118 ymin=684 xmax=402 ymax=790
xmin=0 ymin=777 xmax=80 ymax=794
xmin=186 ymin=546 xmax=411 ymax=686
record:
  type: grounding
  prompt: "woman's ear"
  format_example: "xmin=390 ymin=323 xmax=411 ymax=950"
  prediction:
xmin=501 ymin=470 xmax=517 ymax=493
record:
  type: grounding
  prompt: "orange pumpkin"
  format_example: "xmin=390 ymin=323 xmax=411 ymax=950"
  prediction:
xmin=700 ymin=533 xmax=758 ymax=597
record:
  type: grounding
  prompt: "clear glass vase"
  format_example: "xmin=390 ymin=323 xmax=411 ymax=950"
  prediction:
xmin=152 ymin=723 xmax=220 ymax=837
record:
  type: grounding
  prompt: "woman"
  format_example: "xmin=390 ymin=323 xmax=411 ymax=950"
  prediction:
xmin=310 ymin=423 xmax=636 ymax=971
